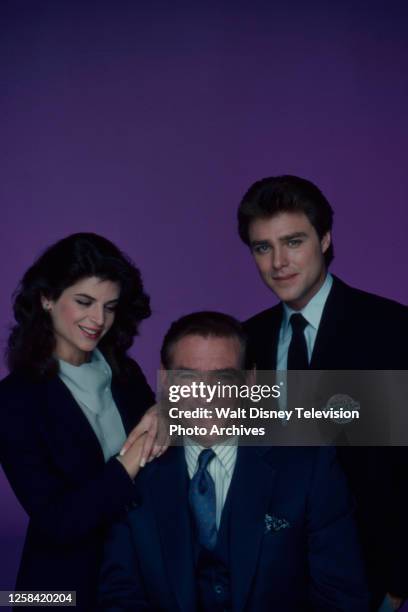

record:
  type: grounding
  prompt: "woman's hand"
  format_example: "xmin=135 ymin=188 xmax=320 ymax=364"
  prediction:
xmin=116 ymin=432 xmax=147 ymax=480
xmin=119 ymin=403 xmax=170 ymax=468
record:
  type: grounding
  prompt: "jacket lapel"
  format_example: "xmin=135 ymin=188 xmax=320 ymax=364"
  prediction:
xmin=111 ymin=379 xmax=141 ymax=435
xmin=43 ymin=376 xmax=105 ymax=473
xmin=310 ymin=276 xmax=349 ymax=369
xmin=148 ymin=447 xmax=197 ymax=612
xmin=247 ymin=304 xmax=283 ymax=370
xmin=42 ymin=373 xmax=149 ymax=480
xmin=265 ymin=308 xmax=281 ymax=371
xmin=229 ymin=446 xmax=277 ymax=612
xmin=249 ymin=277 xmax=354 ymax=371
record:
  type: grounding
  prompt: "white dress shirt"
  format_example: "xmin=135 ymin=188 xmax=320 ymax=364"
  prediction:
xmin=277 ymin=273 xmax=333 ymax=369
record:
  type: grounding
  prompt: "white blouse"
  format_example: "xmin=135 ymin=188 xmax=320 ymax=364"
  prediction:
xmin=58 ymin=349 xmax=126 ymax=461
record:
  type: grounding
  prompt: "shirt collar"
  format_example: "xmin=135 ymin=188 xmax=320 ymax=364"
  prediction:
xmin=282 ymin=273 xmax=333 ymax=335
xmin=184 ymin=437 xmax=238 ymax=476
xmin=58 ymin=348 xmax=112 ymax=393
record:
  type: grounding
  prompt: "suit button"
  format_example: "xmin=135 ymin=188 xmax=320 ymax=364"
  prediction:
xmin=214 ymin=584 xmax=223 ymax=595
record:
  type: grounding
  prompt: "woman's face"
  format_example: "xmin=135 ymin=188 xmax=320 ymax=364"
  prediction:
xmin=42 ymin=276 xmax=120 ymax=365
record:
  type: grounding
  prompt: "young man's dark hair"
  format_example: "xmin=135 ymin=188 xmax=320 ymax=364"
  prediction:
xmin=238 ymin=175 xmax=334 ymax=266
xmin=161 ymin=310 xmax=252 ymax=369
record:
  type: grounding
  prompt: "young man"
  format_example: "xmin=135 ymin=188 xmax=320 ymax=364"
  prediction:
xmin=238 ymin=175 xmax=408 ymax=610
xmin=99 ymin=312 xmax=369 ymax=612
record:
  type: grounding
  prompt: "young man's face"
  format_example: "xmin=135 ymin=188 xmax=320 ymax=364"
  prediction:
xmin=248 ymin=212 xmax=331 ymax=310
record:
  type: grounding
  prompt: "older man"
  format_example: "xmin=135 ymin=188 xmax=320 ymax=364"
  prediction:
xmin=99 ymin=311 xmax=369 ymax=612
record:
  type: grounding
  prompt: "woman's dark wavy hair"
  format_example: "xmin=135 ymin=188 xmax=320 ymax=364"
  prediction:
xmin=7 ymin=233 xmax=151 ymax=379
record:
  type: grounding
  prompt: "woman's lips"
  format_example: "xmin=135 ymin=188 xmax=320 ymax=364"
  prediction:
xmin=78 ymin=325 xmax=102 ymax=340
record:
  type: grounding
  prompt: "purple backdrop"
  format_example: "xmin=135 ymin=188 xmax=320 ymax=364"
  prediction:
xmin=1 ymin=0 xmax=407 ymax=596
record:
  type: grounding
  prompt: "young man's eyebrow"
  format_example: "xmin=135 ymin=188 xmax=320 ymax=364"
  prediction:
xmin=250 ymin=232 xmax=307 ymax=247
xmin=250 ymin=239 xmax=270 ymax=247
xmin=280 ymin=231 xmax=308 ymax=241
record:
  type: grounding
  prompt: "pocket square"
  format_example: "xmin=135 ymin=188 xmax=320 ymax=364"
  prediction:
xmin=264 ymin=513 xmax=290 ymax=534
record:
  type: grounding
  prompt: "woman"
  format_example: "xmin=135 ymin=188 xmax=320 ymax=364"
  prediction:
xmin=0 ymin=233 xmax=164 ymax=609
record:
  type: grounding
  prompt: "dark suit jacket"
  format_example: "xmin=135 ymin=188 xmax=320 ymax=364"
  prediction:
xmin=244 ymin=275 xmax=408 ymax=602
xmin=0 ymin=361 xmax=154 ymax=610
xmin=99 ymin=445 xmax=370 ymax=612
xmin=244 ymin=275 xmax=407 ymax=371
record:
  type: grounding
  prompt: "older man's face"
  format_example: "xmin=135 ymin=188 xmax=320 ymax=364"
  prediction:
xmin=167 ymin=334 xmax=243 ymax=443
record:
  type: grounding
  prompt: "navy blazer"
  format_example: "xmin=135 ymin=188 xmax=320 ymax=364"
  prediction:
xmin=99 ymin=445 xmax=370 ymax=612
xmin=244 ymin=275 xmax=408 ymax=371
xmin=0 ymin=361 xmax=154 ymax=610
xmin=244 ymin=275 xmax=408 ymax=602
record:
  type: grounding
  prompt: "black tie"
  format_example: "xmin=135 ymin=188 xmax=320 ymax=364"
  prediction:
xmin=287 ymin=313 xmax=309 ymax=370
